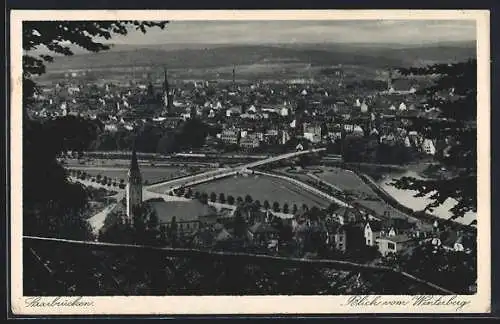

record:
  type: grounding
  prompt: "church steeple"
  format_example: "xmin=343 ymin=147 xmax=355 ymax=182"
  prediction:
xmin=387 ymin=69 xmax=393 ymax=91
xmin=146 ymin=72 xmax=154 ymax=97
xmin=126 ymin=143 xmax=142 ymax=224
xmin=163 ymin=67 xmax=173 ymax=113
xmin=130 ymin=145 xmax=140 ymax=172
xmin=163 ymin=67 xmax=169 ymax=94
xmin=232 ymin=65 xmax=236 ymax=90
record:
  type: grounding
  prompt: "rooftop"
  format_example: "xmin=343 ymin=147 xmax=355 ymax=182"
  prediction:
xmin=146 ymin=199 xmax=217 ymax=224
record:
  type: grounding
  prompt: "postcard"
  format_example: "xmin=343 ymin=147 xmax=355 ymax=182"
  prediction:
xmin=9 ymin=9 xmax=490 ymax=315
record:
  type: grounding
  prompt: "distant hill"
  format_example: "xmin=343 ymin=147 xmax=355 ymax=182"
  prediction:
xmin=44 ymin=42 xmax=476 ymax=73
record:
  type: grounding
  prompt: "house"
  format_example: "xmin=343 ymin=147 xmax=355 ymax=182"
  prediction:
xmin=334 ymin=223 xmax=365 ymax=253
xmin=422 ymin=138 xmax=436 ymax=155
xmin=248 ymin=222 xmax=279 ymax=245
xmin=383 ymin=216 xmax=416 ymax=235
xmin=220 ymin=128 xmax=240 ymax=145
xmin=377 ymin=233 xmax=413 ymax=256
xmin=225 ymin=106 xmax=242 ymax=117
xmin=387 ymin=79 xmax=418 ymax=95
xmin=360 ymin=101 xmax=369 ymax=113
xmin=364 ymin=221 xmax=383 ymax=247
xmin=352 ymin=125 xmax=365 ymax=137
xmin=240 ymin=133 xmax=261 ymax=149
xmin=191 ymin=228 xmax=215 ymax=248
xmin=215 ymin=227 xmax=233 ymax=243
xmin=441 ymin=230 xmax=475 ymax=253
xmin=147 ymin=199 xmax=217 ymax=236
xmin=331 ymin=207 xmax=363 ymax=225
xmin=303 ymin=123 xmax=322 ymax=143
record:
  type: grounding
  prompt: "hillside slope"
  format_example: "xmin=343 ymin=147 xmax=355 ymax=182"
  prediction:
xmin=44 ymin=43 xmax=475 ymax=73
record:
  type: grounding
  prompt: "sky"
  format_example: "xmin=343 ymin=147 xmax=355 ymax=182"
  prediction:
xmin=106 ymin=20 xmax=477 ymax=45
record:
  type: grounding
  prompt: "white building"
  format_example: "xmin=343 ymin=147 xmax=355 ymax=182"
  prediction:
xmin=399 ymin=102 xmax=407 ymax=111
xmin=352 ymin=125 xmax=365 ymax=137
xmin=304 ymin=132 xmax=321 ymax=143
xmin=422 ymin=139 xmax=436 ymax=155
xmin=360 ymin=101 xmax=369 ymax=113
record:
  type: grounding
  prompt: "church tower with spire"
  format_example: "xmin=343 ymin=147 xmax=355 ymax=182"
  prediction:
xmin=163 ymin=67 xmax=174 ymax=113
xmin=126 ymin=145 xmax=143 ymax=224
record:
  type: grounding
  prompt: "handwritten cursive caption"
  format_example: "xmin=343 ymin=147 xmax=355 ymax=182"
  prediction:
xmin=25 ymin=297 xmax=94 ymax=308
xmin=345 ymin=295 xmax=472 ymax=311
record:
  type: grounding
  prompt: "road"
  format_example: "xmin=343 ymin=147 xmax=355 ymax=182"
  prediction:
xmin=144 ymin=148 xmax=327 ymax=194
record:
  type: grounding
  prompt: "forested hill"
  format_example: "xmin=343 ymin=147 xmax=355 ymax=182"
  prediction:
xmin=44 ymin=42 xmax=476 ymax=72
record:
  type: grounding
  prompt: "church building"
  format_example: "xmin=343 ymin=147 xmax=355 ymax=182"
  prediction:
xmin=126 ymin=147 xmax=143 ymax=223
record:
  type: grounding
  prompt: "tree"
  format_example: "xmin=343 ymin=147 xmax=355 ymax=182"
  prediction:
xmin=210 ymin=192 xmax=217 ymax=203
xmin=159 ymin=224 xmax=167 ymax=244
xmin=22 ymin=21 xmax=168 ymax=240
xmin=263 ymin=200 xmax=270 ymax=210
xmin=194 ymin=191 xmax=201 ymax=199
xmin=219 ymin=193 xmax=226 ymax=204
xmin=244 ymin=194 xmax=253 ymax=204
xmin=272 ymin=201 xmax=280 ymax=212
xmin=233 ymin=208 xmax=247 ymax=239
xmin=283 ymin=203 xmax=290 ymax=214
xmin=169 ymin=216 xmax=178 ymax=248
xmin=254 ymin=199 xmax=261 ymax=210
xmin=292 ymin=204 xmax=299 ymax=214
xmin=147 ymin=209 xmax=159 ymax=230
xmin=236 ymin=196 xmax=244 ymax=205
xmin=227 ymin=195 xmax=235 ymax=205
xmin=392 ymin=60 xmax=477 ymax=220
xmin=302 ymin=203 xmax=309 ymax=212
xmin=200 ymin=192 xmax=209 ymax=205
xmin=326 ymin=202 xmax=341 ymax=214
xmin=184 ymin=188 xmax=193 ymax=199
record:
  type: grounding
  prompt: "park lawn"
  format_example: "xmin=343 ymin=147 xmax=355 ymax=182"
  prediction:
xmin=316 ymin=168 xmax=376 ymax=197
xmin=189 ymin=174 xmax=331 ymax=209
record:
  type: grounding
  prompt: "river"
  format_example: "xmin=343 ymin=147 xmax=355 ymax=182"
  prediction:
xmin=376 ymin=171 xmax=477 ymax=226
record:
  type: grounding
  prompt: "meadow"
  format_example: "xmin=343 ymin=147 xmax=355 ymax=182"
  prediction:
xmin=190 ymin=174 xmax=331 ymax=209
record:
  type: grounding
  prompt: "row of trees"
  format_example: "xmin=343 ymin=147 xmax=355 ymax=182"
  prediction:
xmin=340 ymin=136 xmax=416 ymax=165
xmin=170 ymin=187 xmax=310 ymax=214
xmin=68 ymin=169 xmax=127 ymax=189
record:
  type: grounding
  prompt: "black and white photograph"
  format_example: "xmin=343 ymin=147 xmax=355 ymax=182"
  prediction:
xmin=10 ymin=10 xmax=490 ymax=315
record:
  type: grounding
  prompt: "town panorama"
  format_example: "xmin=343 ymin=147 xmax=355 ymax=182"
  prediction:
xmin=22 ymin=20 xmax=478 ymax=296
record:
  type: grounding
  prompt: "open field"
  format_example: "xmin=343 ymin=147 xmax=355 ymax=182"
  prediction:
xmin=187 ymin=174 xmax=331 ymax=209
xmin=276 ymin=166 xmax=375 ymax=197
xmin=275 ymin=166 xmax=411 ymax=220
xmin=68 ymin=166 xmax=199 ymax=185
xmin=313 ymin=167 xmax=412 ymax=219
xmin=316 ymin=168 xmax=376 ymax=197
